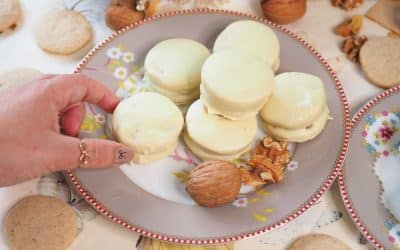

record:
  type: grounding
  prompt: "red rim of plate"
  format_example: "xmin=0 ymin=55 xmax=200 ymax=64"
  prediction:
xmin=65 ymin=8 xmax=351 ymax=245
xmin=339 ymin=85 xmax=400 ymax=250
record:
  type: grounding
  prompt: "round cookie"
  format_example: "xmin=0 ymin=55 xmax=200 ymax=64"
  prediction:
xmin=201 ymin=50 xmax=275 ymax=120
xmin=360 ymin=37 xmax=400 ymax=88
xmin=3 ymin=195 xmax=77 ymax=250
xmin=112 ymin=92 xmax=184 ymax=164
xmin=144 ymin=38 xmax=210 ymax=105
xmin=0 ymin=68 xmax=42 ymax=92
xmin=184 ymin=100 xmax=257 ymax=161
xmin=0 ymin=0 xmax=21 ymax=33
xmin=288 ymin=234 xmax=351 ymax=250
xmin=213 ymin=20 xmax=280 ymax=72
xmin=35 ymin=10 xmax=92 ymax=55
xmin=260 ymin=72 xmax=327 ymax=129
xmin=263 ymin=107 xmax=330 ymax=143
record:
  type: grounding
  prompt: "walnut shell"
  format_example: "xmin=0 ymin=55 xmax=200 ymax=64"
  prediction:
xmin=105 ymin=5 xmax=145 ymax=31
xmin=261 ymin=0 xmax=307 ymax=25
xmin=186 ymin=161 xmax=241 ymax=208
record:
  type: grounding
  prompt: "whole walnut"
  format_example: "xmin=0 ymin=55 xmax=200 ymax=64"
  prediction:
xmin=105 ymin=0 xmax=145 ymax=31
xmin=186 ymin=161 xmax=241 ymax=208
xmin=261 ymin=0 xmax=307 ymax=24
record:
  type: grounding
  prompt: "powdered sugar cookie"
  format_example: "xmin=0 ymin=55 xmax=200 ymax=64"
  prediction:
xmin=3 ymin=195 xmax=77 ymax=250
xmin=35 ymin=10 xmax=92 ymax=55
xmin=0 ymin=0 xmax=21 ymax=33
xmin=0 ymin=68 xmax=42 ymax=92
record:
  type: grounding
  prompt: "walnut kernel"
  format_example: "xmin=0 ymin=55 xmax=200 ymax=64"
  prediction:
xmin=342 ymin=35 xmax=368 ymax=62
xmin=331 ymin=0 xmax=364 ymax=10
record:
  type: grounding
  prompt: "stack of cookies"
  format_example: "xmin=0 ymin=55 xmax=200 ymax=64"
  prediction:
xmin=125 ymin=20 xmax=331 ymax=164
xmin=183 ymin=20 xmax=278 ymax=161
xmin=259 ymin=72 xmax=330 ymax=142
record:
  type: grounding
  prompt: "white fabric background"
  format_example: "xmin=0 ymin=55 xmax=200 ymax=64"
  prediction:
xmin=0 ymin=0 xmax=387 ymax=249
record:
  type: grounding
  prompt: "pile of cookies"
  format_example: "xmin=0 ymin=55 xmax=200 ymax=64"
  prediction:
xmin=112 ymin=20 xmax=331 ymax=164
xmin=112 ymin=20 xmax=331 ymax=207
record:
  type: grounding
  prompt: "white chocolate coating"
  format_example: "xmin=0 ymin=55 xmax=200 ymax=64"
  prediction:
xmin=260 ymin=72 xmax=328 ymax=129
xmin=144 ymin=38 xmax=210 ymax=104
xmin=145 ymin=74 xmax=199 ymax=105
xmin=112 ymin=92 xmax=184 ymax=164
xmin=201 ymin=50 xmax=275 ymax=120
xmin=213 ymin=20 xmax=280 ymax=72
xmin=185 ymin=99 xmax=257 ymax=156
xmin=183 ymin=132 xmax=251 ymax=161
xmin=262 ymin=107 xmax=330 ymax=142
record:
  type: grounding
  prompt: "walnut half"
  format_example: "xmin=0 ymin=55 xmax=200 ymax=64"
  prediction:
xmin=342 ymin=35 xmax=368 ymax=63
xmin=241 ymin=136 xmax=290 ymax=187
xmin=331 ymin=0 xmax=364 ymax=11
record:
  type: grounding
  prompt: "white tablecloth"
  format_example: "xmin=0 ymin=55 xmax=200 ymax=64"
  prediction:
xmin=0 ymin=0 xmax=388 ymax=249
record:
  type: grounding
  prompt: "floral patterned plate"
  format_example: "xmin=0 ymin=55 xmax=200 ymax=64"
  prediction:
xmin=65 ymin=9 xmax=350 ymax=244
xmin=339 ymin=86 xmax=400 ymax=250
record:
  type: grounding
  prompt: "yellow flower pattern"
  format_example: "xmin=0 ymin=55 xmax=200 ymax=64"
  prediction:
xmin=80 ymin=114 xmax=101 ymax=133
xmin=173 ymin=171 xmax=190 ymax=184
xmin=253 ymin=213 xmax=268 ymax=222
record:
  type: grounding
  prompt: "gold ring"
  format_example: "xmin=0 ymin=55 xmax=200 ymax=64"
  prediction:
xmin=79 ymin=140 xmax=89 ymax=167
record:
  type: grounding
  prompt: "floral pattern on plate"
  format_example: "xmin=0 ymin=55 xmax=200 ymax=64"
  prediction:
xmin=362 ymin=109 xmax=400 ymax=247
xmin=384 ymin=219 xmax=400 ymax=249
xmin=361 ymin=110 xmax=400 ymax=157
xmin=78 ymin=42 xmax=302 ymax=223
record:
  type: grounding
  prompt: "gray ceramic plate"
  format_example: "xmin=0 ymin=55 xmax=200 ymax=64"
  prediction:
xmin=339 ymin=86 xmax=400 ymax=250
xmin=65 ymin=9 xmax=350 ymax=244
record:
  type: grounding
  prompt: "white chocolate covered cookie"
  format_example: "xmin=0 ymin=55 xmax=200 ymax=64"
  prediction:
xmin=112 ymin=92 xmax=184 ymax=164
xmin=144 ymin=38 xmax=210 ymax=105
xmin=201 ymin=50 xmax=275 ymax=120
xmin=213 ymin=20 xmax=280 ymax=72
xmin=184 ymin=100 xmax=257 ymax=161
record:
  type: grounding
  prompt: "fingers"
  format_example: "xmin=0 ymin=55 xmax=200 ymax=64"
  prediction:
xmin=45 ymin=74 xmax=120 ymax=113
xmin=61 ymin=103 xmax=85 ymax=137
xmin=51 ymin=135 xmax=134 ymax=171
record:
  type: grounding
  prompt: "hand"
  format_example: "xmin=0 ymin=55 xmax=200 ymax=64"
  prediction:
xmin=0 ymin=74 xmax=133 ymax=186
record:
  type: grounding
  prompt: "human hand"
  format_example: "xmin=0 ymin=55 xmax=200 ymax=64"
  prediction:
xmin=0 ymin=74 xmax=133 ymax=186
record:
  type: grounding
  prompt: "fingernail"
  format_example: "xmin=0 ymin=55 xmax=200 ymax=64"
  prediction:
xmin=114 ymin=146 xmax=134 ymax=164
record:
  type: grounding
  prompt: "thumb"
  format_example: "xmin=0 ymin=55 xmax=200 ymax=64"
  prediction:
xmin=52 ymin=135 xmax=134 ymax=170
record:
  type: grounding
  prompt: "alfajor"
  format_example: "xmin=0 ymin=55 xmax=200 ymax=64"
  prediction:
xmin=213 ymin=20 xmax=280 ymax=72
xmin=144 ymin=38 xmax=210 ymax=105
xmin=259 ymin=72 xmax=330 ymax=142
xmin=183 ymin=100 xmax=257 ymax=161
xmin=200 ymin=50 xmax=275 ymax=120
xmin=112 ymin=92 xmax=184 ymax=164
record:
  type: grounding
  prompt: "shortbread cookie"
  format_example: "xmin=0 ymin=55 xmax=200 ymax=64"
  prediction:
xmin=288 ymin=234 xmax=351 ymax=250
xmin=112 ymin=92 xmax=184 ymax=164
xmin=35 ymin=10 xmax=92 ymax=55
xmin=0 ymin=0 xmax=21 ymax=33
xmin=0 ymin=68 xmax=42 ymax=92
xmin=3 ymin=195 xmax=77 ymax=250
xmin=360 ymin=37 xmax=400 ymax=88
